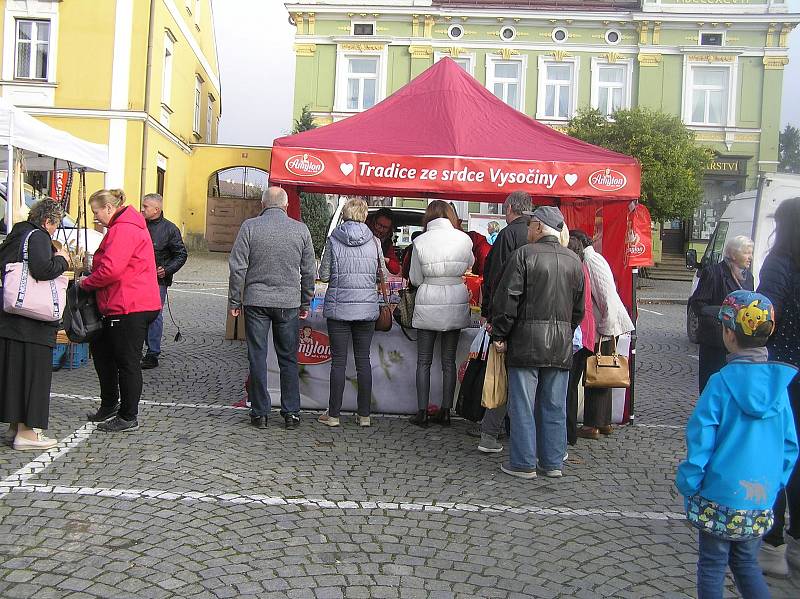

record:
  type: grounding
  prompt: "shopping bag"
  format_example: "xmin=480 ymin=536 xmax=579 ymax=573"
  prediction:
xmin=456 ymin=329 xmax=491 ymax=422
xmin=63 ymin=282 xmax=103 ymax=343
xmin=584 ymin=336 xmax=630 ymax=389
xmin=481 ymin=345 xmax=507 ymax=409
xmin=392 ymin=286 xmax=416 ymax=329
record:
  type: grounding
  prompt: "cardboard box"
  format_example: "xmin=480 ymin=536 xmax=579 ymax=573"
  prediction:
xmin=225 ymin=311 xmax=246 ymax=341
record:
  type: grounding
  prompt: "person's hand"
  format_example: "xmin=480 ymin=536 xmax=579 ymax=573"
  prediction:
xmin=156 ymin=266 xmax=166 ymax=279
xmin=55 ymin=247 xmax=70 ymax=261
xmin=384 ymin=257 xmax=391 ymax=266
xmin=229 ymin=308 xmax=241 ymax=318
xmin=299 ymin=308 xmax=309 ymax=320
xmin=493 ymin=340 xmax=507 ymax=354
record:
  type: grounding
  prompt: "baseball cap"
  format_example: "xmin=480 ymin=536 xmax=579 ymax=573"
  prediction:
xmin=718 ymin=290 xmax=775 ymax=338
xmin=523 ymin=206 xmax=565 ymax=231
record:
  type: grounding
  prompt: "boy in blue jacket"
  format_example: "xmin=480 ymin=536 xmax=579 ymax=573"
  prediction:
xmin=677 ymin=290 xmax=799 ymax=599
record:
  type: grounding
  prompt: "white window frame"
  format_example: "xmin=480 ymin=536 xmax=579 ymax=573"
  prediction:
xmin=206 ymin=94 xmax=214 ymax=143
xmin=499 ymin=26 xmax=517 ymax=42
xmin=193 ymin=75 xmax=203 ymax=135
xmin=605 ymin=29 xmax=621 ymax=45
xmin=682 ymin=59 xmax=737 ymax=127
xmin=2 ymin=1 xmax=59 ymax=87
xmin=350 ymin=21 xmax=376 ymax=36
xmin=14 ymin=18 xmax=50 ymax=80
xmin=194 ymin=0 xmax=201 ymax=28
xmin=590 ymin=57 xmax=633 ymax=117
xmin=536 ymin=56 xmax=579 ymax=121
xmin=434 ymin=50 xmax=475 ymax=77
xmin=334 ymin=47 xmax=387 ymax=113
xmin=448 ymin=24 xmax=464 ymax=40
xmin=699 ymin=30 xmax=725 ymax=47
xmin=552 ymin=28 xmax=569 ymax=44
xmin=486 ymin=54 xmax=527 ymax=112
xmin=161 ymin=30 xmax=176 ymax=108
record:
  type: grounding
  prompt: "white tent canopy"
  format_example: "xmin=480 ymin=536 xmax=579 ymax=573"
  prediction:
xmin=0 ymin=97 xmax=108 ymax=172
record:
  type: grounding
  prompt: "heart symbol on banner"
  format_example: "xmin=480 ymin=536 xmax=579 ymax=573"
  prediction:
xmin=339 ymin=163 xmax=354 ymax=176
xmin=564 ymin=173 xmax=578 ymax=187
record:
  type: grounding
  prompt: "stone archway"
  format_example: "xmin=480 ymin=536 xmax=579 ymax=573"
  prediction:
xmin=205 ymin=166 xmax=268 ymax=252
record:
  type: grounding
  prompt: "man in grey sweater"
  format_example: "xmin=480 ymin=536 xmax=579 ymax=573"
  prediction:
xmin=228 ymin=187 xmax=316 ymax=429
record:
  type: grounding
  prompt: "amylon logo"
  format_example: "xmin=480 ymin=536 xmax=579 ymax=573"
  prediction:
xmin=298 ymin=327 xmax=331 ymax=365
xmin=285 ymin=153 xmax=325 ymax=177
xmin=588 ymin=168 xmax=627 ymax=192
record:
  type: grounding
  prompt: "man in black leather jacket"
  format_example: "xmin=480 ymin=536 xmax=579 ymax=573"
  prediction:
xmin=491 ymin=206 xmax=584 ymax=480
xmin=141 ymin=193 xmax=187 ymax=369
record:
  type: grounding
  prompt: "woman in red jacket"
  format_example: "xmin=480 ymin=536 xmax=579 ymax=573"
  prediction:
xmin=80 ymin=189 xmax=162 ymax=432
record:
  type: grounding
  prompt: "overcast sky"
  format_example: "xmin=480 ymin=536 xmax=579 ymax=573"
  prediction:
xmin=213 ymin=0 xmax=800 ymax=146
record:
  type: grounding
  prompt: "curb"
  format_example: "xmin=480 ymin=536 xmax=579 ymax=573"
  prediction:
xmin=638 ymin=298 xmax=688 ymax=305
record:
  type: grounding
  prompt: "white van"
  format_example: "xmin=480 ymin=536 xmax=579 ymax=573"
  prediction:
xmin=685 ymin=172 xmax=800 ymax=342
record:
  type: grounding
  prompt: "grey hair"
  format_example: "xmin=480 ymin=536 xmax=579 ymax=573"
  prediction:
xmin=28 ymin=198 xmax=64 ymax=228
xmin=503 ymin=191 xmax=532 ymax=216
xmin=142 ymin=193 xmax=163 ymax=204
xmin=262 ymin=186 xmax=289 ymax=209
xmin=539 ymin=222 xmax=562 ymax=238
xmin=724 ymin=235 xmax=754 ymax=260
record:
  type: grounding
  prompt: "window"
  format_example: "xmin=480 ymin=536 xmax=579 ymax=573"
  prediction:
xmin=538 ymin=60 xmax=577 ymax=120
xmin=194 ymin=0 xmax=201 ymax=28
xmin=161 ymin=31 xmax=175 ymax=106
xmin=448 ymin=24 xmax=463 ymax=40
xmin=206 ymin=95 xmax=215 ymax=143
xmin=605 ymin=29 xmax=621 ymax=45
xmin=592 ymin=63 xmax=630 ymax=117
xmin=454 ymin=57 xmax=471 ymax=72
xmin=352 ymin=22 xmax=374 ymax=36
xmin=490 ymin=62 xmax=522 ymax=109
xmin=15 ymin=19 xmax=50 ymax=79
xmin=346 ymin=57 xmax=378 ymax=110
xmin=690 ymin=67 xmax=730 ymax=125
xmin=500 ymin=26 xmax=516 ymax=41
xmin=156 ymin=154 xmax=167 ymax=197
xmin=552 ymin=28 xmax=568 ymax=43
xmin=435 ymin=51 xmax=475 ymax=76
xmin=193 ymin=76 xmax=202 ymax=135
xmin=700 ymin=32 xmax=723 ymax=46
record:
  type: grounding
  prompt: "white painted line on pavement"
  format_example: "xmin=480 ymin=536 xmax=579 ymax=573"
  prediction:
xmin=638 ymin=307 xmax=664 ymax=316
xmin=0 ymin=423 xmax=96 ymax=499
xmin=689 ymin=355 xmax=699 ymax=360
xmin=11 ymin=484 xmax=686 ymax=521
xmin=173 ymin=280 xmax=228 ymax=286
xmin=167 ymin=288 xmax=228 ymax=298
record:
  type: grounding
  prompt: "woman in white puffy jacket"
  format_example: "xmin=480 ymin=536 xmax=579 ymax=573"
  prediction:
xmin=409 ymin=201 xmax=474 ymax=427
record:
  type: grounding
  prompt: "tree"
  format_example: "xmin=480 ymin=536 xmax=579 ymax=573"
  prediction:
xmin=779 ymin=124 xmax=800 ymax=174
xmin=567 ymin=108 xmax=711 ymax=221
xmin=292 ymin=105 xmax=330 ymax=256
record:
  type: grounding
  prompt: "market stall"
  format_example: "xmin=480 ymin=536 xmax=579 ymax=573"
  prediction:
xmin=268 ymin=58 xmax=649 ymax=421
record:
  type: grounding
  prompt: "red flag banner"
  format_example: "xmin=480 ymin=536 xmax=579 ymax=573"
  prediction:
xmin=626 ymin=204 xmax=653 ymax=268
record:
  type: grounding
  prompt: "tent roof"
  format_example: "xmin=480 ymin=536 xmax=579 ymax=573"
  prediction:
xmin=273 ymin=57 xmax=636 ymax=166
xmin=0 ymin=97 xmax=108 ymax=172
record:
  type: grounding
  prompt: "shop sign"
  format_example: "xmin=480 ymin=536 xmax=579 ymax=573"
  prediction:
xmin=704 ymin=159 xmax=745 ymax=175
xmin=298 ymin=326 xmax=331 ymax=364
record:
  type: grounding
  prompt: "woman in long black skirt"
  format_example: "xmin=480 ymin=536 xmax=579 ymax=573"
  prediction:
xmin=0 ymin=199 xmax=70 ymax=450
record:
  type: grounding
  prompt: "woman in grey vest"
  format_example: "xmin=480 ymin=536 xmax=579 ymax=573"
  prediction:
xmin=317 ymin=199 xmax=387 ymax=427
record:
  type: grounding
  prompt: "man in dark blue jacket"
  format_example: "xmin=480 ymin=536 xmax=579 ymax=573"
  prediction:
xmin=141 ymin=193 xmax=188 ymax=369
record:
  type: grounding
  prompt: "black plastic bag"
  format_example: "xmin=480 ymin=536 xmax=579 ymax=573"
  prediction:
xmin=456 ymin=357 xmax=487 ymax=422
xmin=63 ymin=282 xmax=102 ymax=343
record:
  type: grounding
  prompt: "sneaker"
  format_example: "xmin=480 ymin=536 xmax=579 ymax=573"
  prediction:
xmin=285 ymin=414 xmax=300 ymax=429
xmin=250 ymin=416 xmax=266 ymax=429
xmin=87 ymin=403 xmax=119 ymax=422
xmin=539 ymin=468 xmax=563 ymax=478
xmin=500 ymin=462 xmax=537 ymax=479
xmin=318 ymin=413 xmax=340 ymax=427
xmin=466 ymin=426 xmax=482 ymax=438
xmin=478 ymin=434 xmax=503 ymax=454
xmin=760 ymin=542 xmax=789 ymax=578
xmin=13 ymin=431 xmax=58 ymax=451
xmin=141 ymin=354 xmax=159 ymax=370
xmin=563 ymin=452 xmax=569 ymax=462
xmin=358 ymin=416 xmax=371 ymax=427
xmin=97 ymin=416 xmax=139 ymax=433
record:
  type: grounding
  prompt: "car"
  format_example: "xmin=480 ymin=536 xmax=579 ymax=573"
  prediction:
xmin=0 ymin=182 xmax=103 ymax=258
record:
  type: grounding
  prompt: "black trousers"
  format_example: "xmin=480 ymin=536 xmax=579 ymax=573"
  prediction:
xmin=765 ymin=377 xmax=800 ymax=544
xmin=566 ymin=348 xmax=591 ymax=445
xmin=698 ymin=343 xmax=728 ymax=394
xmin=583 ymin=338 xmax=615 ymax=428
xmin=327 ymin=319 xmax=375 ymax=417
xmin=90 ymin=311 xmax=158 ymax=421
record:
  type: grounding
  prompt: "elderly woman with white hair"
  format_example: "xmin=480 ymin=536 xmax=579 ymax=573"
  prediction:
xmin=689 ymin=234 xmax=755 ymax=392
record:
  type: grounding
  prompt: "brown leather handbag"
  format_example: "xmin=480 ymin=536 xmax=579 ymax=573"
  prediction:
xmin=374 ymin=238 xmax=393 ymax=332
xmin=584 ymin=336 xmax=630 ymax=389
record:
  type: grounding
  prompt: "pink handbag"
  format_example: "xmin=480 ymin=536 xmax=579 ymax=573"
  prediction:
xmin=3 ymin=230 xmax=68 ymax=322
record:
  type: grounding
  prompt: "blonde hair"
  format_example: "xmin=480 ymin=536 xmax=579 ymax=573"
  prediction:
xmin=559 ymin=222 xmax=570 ymax=247
xmin=342 ymin=198 xmax=368 ymax=223
xmin=90 ymin=189 xmax=126 ymax=209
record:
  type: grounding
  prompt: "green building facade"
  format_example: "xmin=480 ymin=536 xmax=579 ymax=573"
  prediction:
xmin=286 ymin=0 xmax=798 ymax=257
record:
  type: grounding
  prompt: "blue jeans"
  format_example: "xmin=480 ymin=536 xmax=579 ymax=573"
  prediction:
xmin=145 ymin=285 xmax=168 ymax=356
xmin=507 ymin=366 xmax=569 ymax=471
xmin=244 ymin=306 xmax=301 ymax=418
xmin=697 ymin=532 xmax=770 ymax=599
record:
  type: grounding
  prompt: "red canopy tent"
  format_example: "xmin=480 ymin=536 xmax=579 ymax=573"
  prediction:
xmin=269 ymin=57 xmax=650 ymax=420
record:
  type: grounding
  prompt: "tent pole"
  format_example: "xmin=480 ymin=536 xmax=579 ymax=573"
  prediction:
xmin=629 ymin=267 xmax=638 ymax=424
xmin=6 ymin=143 xmax=13 ymax=234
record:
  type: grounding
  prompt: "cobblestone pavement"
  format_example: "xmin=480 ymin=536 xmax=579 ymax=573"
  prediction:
xmin=1 ymin=253 xmax=797 ymax=598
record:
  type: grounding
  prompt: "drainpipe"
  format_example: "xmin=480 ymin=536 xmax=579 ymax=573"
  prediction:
xmin=140 ymin=0 xmax=156 ymax=208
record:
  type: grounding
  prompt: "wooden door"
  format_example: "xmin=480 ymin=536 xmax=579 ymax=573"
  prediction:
xmin=206 ymin=197 xmax=262 ymax=252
